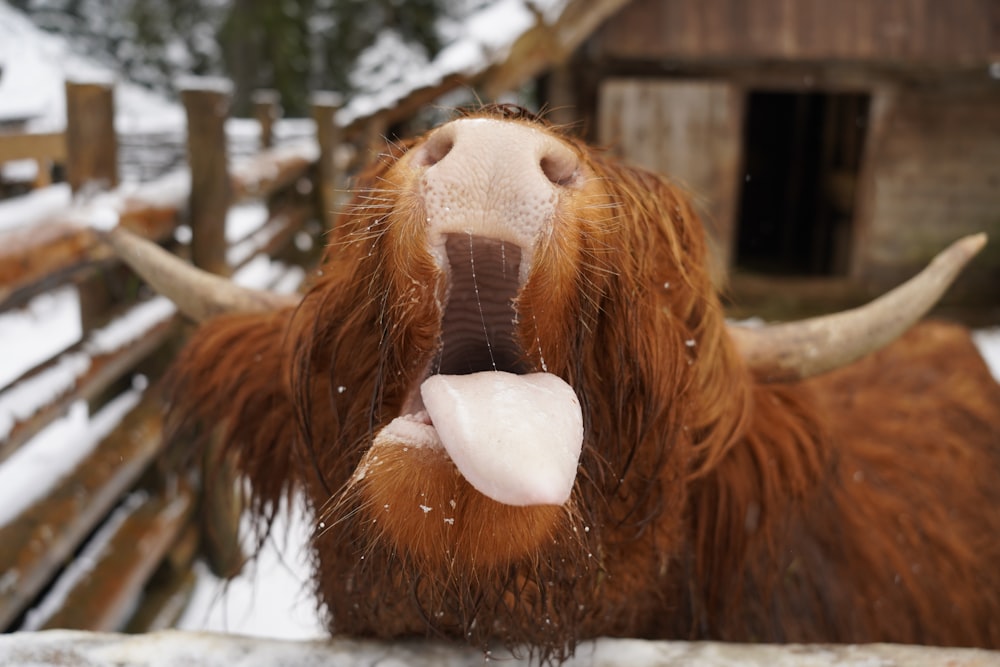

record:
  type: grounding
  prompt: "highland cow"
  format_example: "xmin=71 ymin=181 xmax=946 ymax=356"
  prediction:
xmin=107 ymin=105 xmax=1000 ymax=661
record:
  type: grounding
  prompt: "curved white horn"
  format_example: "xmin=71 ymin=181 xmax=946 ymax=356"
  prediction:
xmin=728 ymin=233 xmax=987 ymax=382
xmin=102 ymin=226 xmax=299 ymax=322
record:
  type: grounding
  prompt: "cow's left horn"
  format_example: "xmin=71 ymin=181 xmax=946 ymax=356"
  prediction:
xmin=728 ymin=233 xmax=987 ymax=382
xmin=101 ymin=226 xmax=299 ymax=321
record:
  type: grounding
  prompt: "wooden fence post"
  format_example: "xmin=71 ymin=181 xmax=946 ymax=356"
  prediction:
xmin=65 ymin=80 xmax=118 ymax=193
xmin=311 ymin=92 xmax=343 ymax=231
xmin=179 ymin=80 xmax=244 ymax=577
xmin=181 ymin=81 xmax=232 ymax=276
xmin=67 ymin=80 xmax=124 ymax=413
xmin=252 ymin=89 xmax=281 ymax=150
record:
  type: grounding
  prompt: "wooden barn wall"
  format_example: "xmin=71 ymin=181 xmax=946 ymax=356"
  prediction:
xmin=855 ymin=85 xmax=1000 ymax=303
xmin=597 ymin=78 xmax=743 ymax=282
xmin=592 ymin=0 xmax=999 ymax=63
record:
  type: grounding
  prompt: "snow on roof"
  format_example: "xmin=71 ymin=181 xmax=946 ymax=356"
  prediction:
xmin=0 ymin=2 xmax=183 ymax=134
xmin=338 ymin=0 xmax=570 ymax=126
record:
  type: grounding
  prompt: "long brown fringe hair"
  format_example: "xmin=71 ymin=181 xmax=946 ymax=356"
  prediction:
xmin=166 ymin=105 xmax=1000 ymax=660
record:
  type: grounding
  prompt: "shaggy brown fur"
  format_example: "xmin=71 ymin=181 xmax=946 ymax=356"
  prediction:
xmin=166 ymin=106 xmax=1000 ymax=661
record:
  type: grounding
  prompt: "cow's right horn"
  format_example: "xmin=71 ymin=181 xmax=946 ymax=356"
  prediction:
xmin=728 ymin=233 xmax=986 ymax=382
xmin=102 ymin=226 xmax=299 ymax=322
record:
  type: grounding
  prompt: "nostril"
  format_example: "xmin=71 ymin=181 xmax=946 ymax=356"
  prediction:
xmin=539 ymin=146 xmax=580 ymax=187
xmin=414 ymin=127 xmax=455 ymax=168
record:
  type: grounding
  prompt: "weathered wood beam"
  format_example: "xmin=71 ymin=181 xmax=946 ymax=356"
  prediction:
xmin=65 ymin=81 xmax=118 ymax=193
xmin=230 ymin=144 xmax=316 ymax=202
xmin=0 ymin=198 xmax=180 ymax=313
xmin=182 ymin=85 xmax=232 ymax=276
xmin=311 ymin=92 xmax=343 ymax=230
xmin=340 ymin=73 xmax=469 ymax=139
xmin=124 ymin=521 xmax=200 ymax=633
xmin=124 ymin=566 xmax=197 ymax=634
xmin=0 ymin=144 xmax=316 ymax=313
xmin=251 ymin=89 xmax=281 ymax=150
xmin=0 ymin=224 xmax=106 ymax=312
xmin=30 ymin=484 xmax=194 ymax=631
xmin=0 ymin=632 xmax=997 ymax=667
xmin=0 ymin=307 xmax=179 ymax=463
xmin=479 ymin=0 xmax=633 ymax=98
xmin=0 ymin=387 xmax=167 ymax=630
xmin=228 ymin=202 xmax=315 ymax=271
xmin=0 ymin=132 xmax=67 ymax=164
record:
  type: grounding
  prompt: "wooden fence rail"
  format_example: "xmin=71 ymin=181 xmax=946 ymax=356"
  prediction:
xmin=1 ymin=631 xmax=998 ymax=667
xmin=0 ymin=78 xmax=342 ymax=637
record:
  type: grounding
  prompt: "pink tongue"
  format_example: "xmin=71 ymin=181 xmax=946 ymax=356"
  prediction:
xmin=420 ymin=372 xmax=583 ymax=506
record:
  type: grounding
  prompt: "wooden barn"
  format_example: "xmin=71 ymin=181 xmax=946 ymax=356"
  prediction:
xmin=529 ymin=0 xmax=1000 ymax=317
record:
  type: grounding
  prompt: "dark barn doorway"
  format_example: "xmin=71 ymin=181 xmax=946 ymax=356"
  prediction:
xmin=735 ymin=91 xmax=870 ymax=276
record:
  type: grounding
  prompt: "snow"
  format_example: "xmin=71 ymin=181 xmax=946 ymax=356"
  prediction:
xmin=973 ymin=328 xmax=1000 ymax=381
xmin=0 ymin=290 xmax=176 ymax=440
xmin=0 ymin=2 xmax=184 ymax=134
xmin=0 ymin=285 xmax=81 ymax=388
xmin=0 ymin=385 xmax=143 ymax=528
xmin=337 ymin=0 xmax=573 ymax=126
xmin=176 ymin=499 xmax=325 ymax=640
xmin=85 ymin=297 xmax=176 ymax=356
xmin=21 ymin=491 xmax=149 ymax=631
xmin=0 ymin=629 xmax=997 ymax=666
xmin=0 ymin=184 xmax=73 ymax=233
xmin=225 ymin=202 xmax=269 ymax=243
xmin=0 ymin=351 xmax=89 ymax=441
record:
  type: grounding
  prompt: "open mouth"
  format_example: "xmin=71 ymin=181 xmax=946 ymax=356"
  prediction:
xmin=435 ymin=233 xmax=529 ymax=376
xmin=373 ymin=233 xmax=584 ymax=508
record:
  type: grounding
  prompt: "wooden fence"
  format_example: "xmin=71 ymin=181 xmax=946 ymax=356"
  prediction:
xmin=0 ymin=78 xmax=352 ymax=635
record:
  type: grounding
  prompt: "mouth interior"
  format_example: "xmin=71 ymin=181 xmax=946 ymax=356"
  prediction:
xmin=436 ymin=234 xmax=528 ymax=376
xmin=379 ymin=233 xmax=584 ymax=507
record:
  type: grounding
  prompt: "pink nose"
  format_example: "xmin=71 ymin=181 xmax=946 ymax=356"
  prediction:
xmin=409 ymin=118 xmax=582 ymax=266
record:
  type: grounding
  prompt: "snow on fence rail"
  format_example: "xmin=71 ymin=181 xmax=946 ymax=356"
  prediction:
xmin=0 ymin=79 xmax=336 ymax=639
xmin=1 ymin=631 xmax=999 ymax=667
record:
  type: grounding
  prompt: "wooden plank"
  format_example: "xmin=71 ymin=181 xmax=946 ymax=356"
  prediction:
xmin=182 ymin=85 xmax=232 ymax=276
xmin=230 ymin=143 xmax=316 ymax=202
xmin=0 ymin=141 xmax=312 ymax=313
xmin=33 ymin=485 xmax=194 ymax=631
xmin=0 ymin=306 xmax=180 ymax=463
xmin=0 ymin=386 xmax=167 ymax=630
xmin=0 ymin=204 xmax=178 ymax=313
xmin=591 ymin=0 xmax=998 ymax=64
xmin=124 ymin=523 xmax=200 ymax=632
xmin=0 ymin=132 xmax=67 ymax=164
xmin=598 ymin=78 xmax=744 ymax=280
xmin=311 ymin=92 xmax=343 ymax=231
xmin=0 ymin=224 xmax=106 ymax=313
xmin=252 ymin=89 xmax=281 ymax=150
xmin=124 ymin=566 xmax=197 ymax=633
xmin=0 ymin=632 xmax=997 ymax=667
xmin=851 ymin=85 xmax=1000 ymax=300
xmin=479 ymin=0 xmax=632 ymax=98
xmin=64 ymin=82 xmax=118 ymax=193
